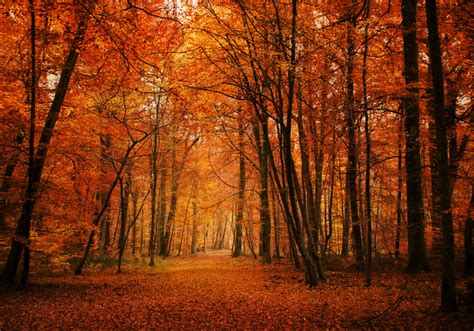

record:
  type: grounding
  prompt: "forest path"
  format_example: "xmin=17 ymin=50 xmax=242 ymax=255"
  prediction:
xmin=1 ymin=253 xmax=473 ymax=329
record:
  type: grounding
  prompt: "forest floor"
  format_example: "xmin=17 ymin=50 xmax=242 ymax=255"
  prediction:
xmin=0 ymin=251 xmax=473 ymax=329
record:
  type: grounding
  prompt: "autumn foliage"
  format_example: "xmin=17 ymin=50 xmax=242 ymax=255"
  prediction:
xmin=0 ymin=0 xmax=472 ymax=328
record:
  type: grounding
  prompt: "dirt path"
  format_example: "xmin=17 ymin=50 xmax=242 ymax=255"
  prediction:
xmin=1 ymin=253 xmax=473 ymax=329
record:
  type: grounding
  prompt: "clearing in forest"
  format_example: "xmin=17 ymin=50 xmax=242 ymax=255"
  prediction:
xmin=0 ymin=253 xmax=473 ymax=329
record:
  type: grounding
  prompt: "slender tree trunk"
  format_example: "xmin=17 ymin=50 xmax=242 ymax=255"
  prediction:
xmin=425 ymin=0 xmax=457 ymax=312
xmin=401 ymin=0 xmax=429 ymax=273
xmin=232 ymin=111 xmax=245 ymax=258
xmin=272 ymin=186 xmax=281 ymax=259
xmin=149 ymin=100 xmax=160 ymax=266
xmin=132 ymin=191 xmax=138 ymax=255
xmin=362 ymin=13 xmax=372 ymax=285
xmin=118 ymin=172 xmax=131 ymax=274
xmin=464 ymin=183 xmax=473 ymax=278
xmin=342 ymin=167 xmax=351 ymax=257
xmin=324 ymin=139 xmax=336 ymax=255
xmin=163 ymin=148 xmax=176 ymax=256
xmin=190 ymin=182 xmax=199 ymax=254
xmin=177 ymin=188 xmax=192 ymax=256
xmin=253 ymin=117 xmax=271 ymax=263
xmin=99 ymin=134 xmax=111 ymax=255
xmin=157 ymin=159 xmax=168 ymax=256
xmin=346 ymin=12 xmax=364 ymax=268
xmin=396 ymin=114 xmax=403 ymax=259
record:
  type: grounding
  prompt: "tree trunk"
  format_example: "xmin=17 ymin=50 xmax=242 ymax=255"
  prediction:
xmin=346 ymin=12 xmax=364 ymax=268
xmin=149 ymin=100 xmax=160 ymax=266
xmin=253 ymin=117 xmax=271 ymax=263
xmin=190 ymin=183 xmax=199 ymax=254
xmin=464 ymin=183 xmax=473 ymax=278
xmin=342 ymin=168 xmax=351 ymax=257
xmin=163 ymin=148 xmax=176 ymax=256
xmin=118 ymin=172 xmax=131 ymax=273
xmin=396 ymin=114 xmax=403 ymax=259
xmin=362 ymin=14 xmax=372 ymax=285
xmin=232 ymin=112 xmax=245 ymax=258
xmin=401 ymin=0 xmax=429 ymax=273
xmin=132 ymin=191 xmax=138 ymax=255
xmin=425 ymin=0 xmax=457 ymax=312
xmin=99 ymin=134 xmax=112 ymax=255
xmin=272 ymin=186 xmax=281 ymax=259
xmin=157 ymin=159 xmax=168 ymax=256
xmin=429 ymin=106 xmax=442 ymax=257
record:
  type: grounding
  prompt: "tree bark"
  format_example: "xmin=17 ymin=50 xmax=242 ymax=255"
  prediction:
xmin=401 ymin=0 xmax=429 ymax=273
xmin=157 ymin=159 xmax=168 ymax=256
xmin=342 ymin=170 xmax=351 ymax=257
xmin=99 ymin=134 xmax=112 ymax=255
xmin=118 ymin=172 xmax=131 ymax=273
xmin=149 ymin=100 xmax=160 ymax=266
xmin=253 ymin=117 xmax=271 ymax=264
xmin=425 ymin=0 xmax=457 ymax=312
xmin=346 ymin=11 xmax=364 ymax=268
xmin=232 ymin=111 xmax=245 ymax=258
xmin=396 ymin=114 xmax=403 ymax=259
xmin=464 ymin=183 xmax=473 ymax=278
xmin=362 ymin=14 xmax=372 ymax=285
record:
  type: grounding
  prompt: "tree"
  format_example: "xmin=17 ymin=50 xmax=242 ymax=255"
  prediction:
xmin=401 ymin=0 xmax=429 ymax=273
xmin=232 ymin=108 xmax=245 ymax=258
xmin=425 ymin=0 xmax=457 ymax=312
xmin=1 ymin=1 xmax=94 ymax=286
xmin=345 ymin=2 xmax=364 ymax=268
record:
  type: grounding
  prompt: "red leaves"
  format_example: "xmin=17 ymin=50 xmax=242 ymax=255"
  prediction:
xmin=1 ymin=255 xmax=473 ymax=329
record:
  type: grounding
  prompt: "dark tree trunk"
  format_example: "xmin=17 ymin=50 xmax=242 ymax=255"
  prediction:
xmin=429 ymin=107 xmax=442 ymax=257
xmin=253 ymin=117 xmax=271 ymax=264
xmin=149 ymin=100 xmax=160 ymax=266
xmin=272 ymin=186 xmax=281 ymax=259
xmin=342 ymin=170 xmax=351 ymax=257
xmin=118 ymin=173 xmax=131 ymax=274
xmin=177 ymin=188 xmax=192 ymax=256
xmin=324 ymin=134 xmax=336 ymax=256
xmin=157 ymin=159 xmax=168 ymax=256
xmin=464 ymin=183 xmax=473 ymax=278
xmin=396 ymin=114 xmax=403 ymax=259
xmin=232 ymin=113 xmax=245 ymax=258
xmin=132 ymin=190 xmax=138 ymax=255
xmin=401 ymin=0 xmax=429 ymax=273
xmin=362 ymin=14 xmax=372 ymax=285
xmin=346 ymin=13 xmax=364 ymax=268
xmin=163 ymin=148 xmax=177 ymax=256
xmin=190 ymin=185 xmax=199 ymax=254
xmin=99 ymin=134 xmax=112 ymax=255
xmin=425 ymin=0 xmax=457 ymax=312
xmin=2 ymin=3 xmax=91 ymax=285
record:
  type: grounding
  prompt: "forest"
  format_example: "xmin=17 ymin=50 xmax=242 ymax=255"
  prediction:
xmin=0 ymin=0 xmax=472 ymax=328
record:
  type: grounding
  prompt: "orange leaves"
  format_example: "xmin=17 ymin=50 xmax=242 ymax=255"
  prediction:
xmin=1 ymin=255 xmax=473 ymax=329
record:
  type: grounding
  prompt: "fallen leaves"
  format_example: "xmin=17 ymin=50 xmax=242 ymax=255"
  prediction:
xmin=0 ymin=254 xmax=473 ymax=329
